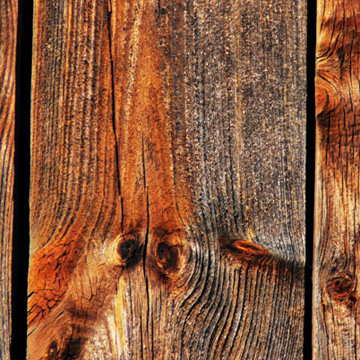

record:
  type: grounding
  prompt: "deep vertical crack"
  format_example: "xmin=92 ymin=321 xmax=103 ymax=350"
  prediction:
xmin=141 ymin=134 xmax=153 ymax=359
xmin=107 ymin=0 xmax=121 ymax=196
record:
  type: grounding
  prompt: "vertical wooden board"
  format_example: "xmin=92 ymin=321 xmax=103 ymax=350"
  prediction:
xmin=314 ymin=0 xmax=360 ymax=359
xmin=0 ymin=0 xmax=17 ymax=359
xmin=27 ymin=0 xmax=123 ymax=358
xmin=28 ymin=0 xmax=306 ymax=359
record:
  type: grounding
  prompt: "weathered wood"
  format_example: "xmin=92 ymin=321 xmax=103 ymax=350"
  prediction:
xmin=314 ymin=0 xmax=360 ymax=358
xmin=28 ymin=0 xmax=306 ymax=359
xmin=0 ymin=0 xmax=17 ymax=359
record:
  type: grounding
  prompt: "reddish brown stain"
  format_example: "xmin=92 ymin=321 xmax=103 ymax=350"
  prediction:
xmin=327 ymin=273 xmax=354 ymax=299
xmin=219 ymin=235 xmax=270 ymax=262
xmin=112 ymin=1 xmax=193 ymax=257
xmin=27 ymin=234 xmax=85 ymax=326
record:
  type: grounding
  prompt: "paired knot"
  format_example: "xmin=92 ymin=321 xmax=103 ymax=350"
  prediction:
xmin=114 ymin=229 xmax=188 ymax=280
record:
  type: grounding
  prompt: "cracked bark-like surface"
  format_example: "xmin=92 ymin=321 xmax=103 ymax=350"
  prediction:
xmin=0 ymin=0 xmax=17 ymax=359
xmin=27 ymin=0 xmax=306 ymax=359
xmin=314 ymin=0 xmax=360 ymax=358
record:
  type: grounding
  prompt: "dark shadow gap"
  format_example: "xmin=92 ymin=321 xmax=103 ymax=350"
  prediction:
xmin=11 ymin=0 xmax=33 ymax=358
xmin=304 ymin=0 xmax=316 ymax=358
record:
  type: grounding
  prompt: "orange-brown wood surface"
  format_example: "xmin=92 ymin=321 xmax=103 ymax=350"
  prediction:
xmin=315 ymin=0 xmax=360 ymax=358
xmin=0 ymin=0 xmax=17 ymax=359
xmin=28 ymin=0 xmax=306 ymax=359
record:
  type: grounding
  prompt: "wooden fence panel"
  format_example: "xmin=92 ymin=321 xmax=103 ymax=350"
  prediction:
xmin=27 ymin=0 xmax=306 ymax=359
xmin=0 ymin=1 xmax=17 ymax=359
xmin=314 ymin=0 xmax=360 ymax=359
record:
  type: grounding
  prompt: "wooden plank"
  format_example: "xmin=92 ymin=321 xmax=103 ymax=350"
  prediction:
xmin=314 ymin=0 xmax=360 ymax=358
xmin=0 ymin=0 xmax=17 ymax=359
xmin=27 ymin=0 xmax=306 ymax=359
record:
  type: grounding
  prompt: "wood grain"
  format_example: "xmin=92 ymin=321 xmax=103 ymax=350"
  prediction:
xmin=314 ymin=0 xmax=360 ymax=358
xmin=28 ymin=0 xmax=306 ymax=359
xmin=0 ymin=0 xmax=17 ymax=359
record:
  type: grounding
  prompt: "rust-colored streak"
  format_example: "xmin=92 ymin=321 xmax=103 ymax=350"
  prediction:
xmin=27 ymin=232 xmax=85 ymax=326
xmin=219 ymin=235 xmax=270 ymax=262
xmin=112 ymin=0 xmax=190 ymax=236
xmin=110 ymin=2 xmax=196 ymax=356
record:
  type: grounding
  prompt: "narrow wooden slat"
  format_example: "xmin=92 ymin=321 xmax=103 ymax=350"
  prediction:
xmin=28 ymin=0 xmax=306 ymax=359
xmin=27 ymin=0 xmax=123 ymax=358
xmin=314 ymin=0 xmax=360 ymax=358
xmin=0 ymin=0 xmax=17 ymax=359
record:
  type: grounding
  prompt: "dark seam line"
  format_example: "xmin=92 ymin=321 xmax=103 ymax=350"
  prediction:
xmin=304 ymin=0 xmax=316 ymax=358
xmin=107 ymin=1 xmax=121 ymax=197
xmin=11 ymin=0 xmax=33 ymax=358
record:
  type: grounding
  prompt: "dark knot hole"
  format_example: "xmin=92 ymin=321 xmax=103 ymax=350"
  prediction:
xmin=117 ymin=236 xmax=139 ymax=262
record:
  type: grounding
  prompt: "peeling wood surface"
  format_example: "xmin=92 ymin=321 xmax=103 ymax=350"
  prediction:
xmin=27 ymin=0 xmax=306 ymax=359
xmin=314 ymin=0 xmax=360 ymax=359
xmin=0 ymin=0 xmax=17 ymax=359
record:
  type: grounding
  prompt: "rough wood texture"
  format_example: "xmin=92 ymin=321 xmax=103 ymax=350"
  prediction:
xmin=28 ymin=0 xmax=306 ymax=359
xmin=314 ymin=0 xmax=360 ymax=358
xmin=0 ymin=0 xmax=17 ymax=359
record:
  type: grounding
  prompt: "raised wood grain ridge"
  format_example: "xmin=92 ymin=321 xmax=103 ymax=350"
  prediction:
xmin=28 ymin=0 xmax=306 ymax=359
xmin=0 ymin=0 xmax=17 ymax=359
xmin=314 ymin=0 xmax=360 ymax=358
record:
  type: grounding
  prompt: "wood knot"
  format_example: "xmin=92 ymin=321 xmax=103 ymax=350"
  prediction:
xmin=115 ymin=233 xmax=141 ymax=267
xmin=219 ymin=235 xmax=269 ymax=262
xmin=327 ymin=273 xmax=356 ymax=305
xmin=155 ymin=6 xmax=168 ymax=15
xmin=150 ymin=229 xmax=188 ymax=280
xmin=315 ymin=75 xmax=337 ymax=128
xmin=47 ymin=341 xmax=58 ymax=360
xmin=156 ymin=242 xmax=181 ymax=273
